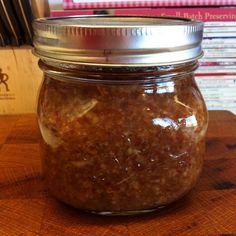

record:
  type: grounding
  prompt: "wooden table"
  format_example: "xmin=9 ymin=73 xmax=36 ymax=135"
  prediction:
xmin=0 ymin=111 xmax=235 ymax=235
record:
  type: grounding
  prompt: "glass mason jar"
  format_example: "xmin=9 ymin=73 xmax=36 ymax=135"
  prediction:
xmin=33 ymin=16 xmax=208 ymax=215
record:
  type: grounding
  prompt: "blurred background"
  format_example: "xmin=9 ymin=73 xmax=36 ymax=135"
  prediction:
xmin=0 ymin=0 xmax=236 ymax=114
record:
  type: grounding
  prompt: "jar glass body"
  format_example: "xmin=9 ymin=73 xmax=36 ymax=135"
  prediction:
xmin=37 ymin=61 xmax=208 ymax=215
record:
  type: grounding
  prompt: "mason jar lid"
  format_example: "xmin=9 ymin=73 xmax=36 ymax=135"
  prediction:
xmin=33 ymin=15 xmax=204 ymax=67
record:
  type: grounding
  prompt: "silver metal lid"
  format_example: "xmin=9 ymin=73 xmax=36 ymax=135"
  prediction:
xmin=33 ymin=15 xmax=204 ymax=66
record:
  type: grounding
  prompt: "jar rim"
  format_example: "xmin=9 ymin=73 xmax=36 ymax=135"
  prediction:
xmin=39 ymin=59 xmax=198 ymax=85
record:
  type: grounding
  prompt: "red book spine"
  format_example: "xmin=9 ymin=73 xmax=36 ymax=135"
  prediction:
xmin=115 ymin=8 xmax=236 ymax=22
xmin=51 ymin=10 xmax=94 ymax=17
xmin=51 ymin=8 xmax=236 ymax=22
xmin=63 ymin=0 xmax=236 ymax=10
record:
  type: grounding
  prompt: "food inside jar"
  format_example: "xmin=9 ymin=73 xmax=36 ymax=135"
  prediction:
xmin=38 ymin=67 xmax=208 ymax=213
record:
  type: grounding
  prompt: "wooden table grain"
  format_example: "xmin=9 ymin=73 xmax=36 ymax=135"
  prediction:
xmin=0 ymin=111 xmax=236 ymax=235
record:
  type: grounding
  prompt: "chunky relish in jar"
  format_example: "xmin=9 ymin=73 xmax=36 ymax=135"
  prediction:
xmin=34 ymin=16 xmax=208 ymax=215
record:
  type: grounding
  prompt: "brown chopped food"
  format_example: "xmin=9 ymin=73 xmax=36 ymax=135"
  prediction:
xmin=38 ymin=63 xmax=208 ymax=213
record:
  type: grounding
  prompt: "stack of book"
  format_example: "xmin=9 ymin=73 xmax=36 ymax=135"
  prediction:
xmin=49 ymin=0 xmax=236 ymax=114
xmin=197 ymin=21 xmax=236 ymax=114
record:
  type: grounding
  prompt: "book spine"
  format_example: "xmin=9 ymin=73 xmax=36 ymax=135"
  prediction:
xmin=197 ymin=83 xmax=236 ymax=89
xmin=199 ymin=61 xmax=236 ymax=66
xmin=205 ymin=21 xmax=236 ymax=27
xmin=203 ymin=53 xmax=236 ymax=58
xmin=198 ymin=79 xmax=236 ymax=82
xmin=200 ymin=90 xmax=236 ymax=97
xmin=196 ymin=75 xmax=236 ymax=79
xmin=200 ymin=58 xmax=236 ymax=62
xmin=63 ymin=0 xmax=236 ymax=10
xmin=197 ymin=68 xmax=236 ymax=73
xmin=202 ymin=41 xmax=236 ymax=48
xmin=204 ymin=27 xmax=236 ymax=33
xmin=50 ymin=10 xmax=94 ymax=17
xmin=203 ymin=38 xmax=236 ymax=44
xmin=204 ymin=48 xmax=236 ymax=53
xmin=114 ymin=8 xmax=236 ymax=22
xmin=204 ymin=32 xmax=236 ymax=37
xmin=51 ymin=8 xmax=236 ymax=22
